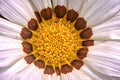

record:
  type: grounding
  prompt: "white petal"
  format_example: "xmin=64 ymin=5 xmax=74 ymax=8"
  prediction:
xmin=85 ymin=41 xmax=120 ymax=77
xmin=0 ymin=18 xmax=23 ymax=39
xmin=117 ymin=11 xmax=120 ymax=16
xmin=51 ymin=73 xmax=58 ymax=80
xmin=81 ymin=65 xmax=102 ymax=80
xmin=0 ymin=0 xmax=35 ymax=26
xmin=73 ymin=69 xmax=93 ymax=80
xmin=10 ymin=65 xmax=35 ymax=80
xmin=84 ymin=63 xmax=120 ymax=80
xmin=0 ymin=18 xmax=22 ymax=33
xmin=53 ymin=0 xmax=67 ymax=7
xmin=0 ymin=36 xmax=22 ymax=50
xmin=0 ymin=49 xmax=25 ymax=67
xmin=61 ymin=74 xmax=69 ymax=80
xmin=93 ymin=41 xmax=106 ymax=46
xmin=0 ymin=58 xmax=29 ymax=80
xmin=42 ymin=74 xmax=52 ymax=80
xmin=80 ymin=0 xmax=120 ymax=26
xmin=0 ymin=30 xmax=20 ymax=40
xmin=20 ymin=0 xmax=35 ymax=16
xmin=28 ymin=0 xmax=38 ymax=11
xmin=85 ymin=57 xmax=120 ymax=77
xmin=92 ymin=16 xmax=120 ymax=40
xmin=32 ymin=0 xmax=52 ymax=11
xmin=57 ymin=75 xmax=60 ymax=80
xmin=12 ymin=65 xmax=44 ymax=80
xmin=68 ymin=0 xmax=84 ymax=12
xmin=34 ymin=68 xmax=44 ymax=80
xmin=67 ymin=71 xmax=78 ymax=80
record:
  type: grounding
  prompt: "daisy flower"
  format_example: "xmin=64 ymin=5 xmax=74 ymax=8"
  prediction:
xmin=0 ymin=0 xmax=120 ymax=80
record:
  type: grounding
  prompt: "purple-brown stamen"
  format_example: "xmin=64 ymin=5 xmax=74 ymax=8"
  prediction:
xmin=22 ymin=41 xmax=33 ymax=53
xmin=82 ymin=40 xmax=94 ymax=46
xmin=20 ymin=27 xmax=32 ymax=39
xmin=74 ymin=18 xmax=87 ymax=30
xmin=66 ymin=9 xmax=78 ymax=22
xmin=34 ymin=60 xmax=45 ymax=68
xmin=44 ymin=65 xmax=55 ymax=75
xmin=35 ymin=11 xmax=42 ymax=23
xmin=41 ymin=7 xmax=52 ymax=20
xmin=55 ymin=67 xmax=61 ymax=75
xmin=24 ymin=55 xmax=35 ymax=64
xmin=61 ymin=64 xmax=73 ymax=74
xmin=71 ymin=60 xmax=83 ymax=70
xmin=28 ymin=18 xmax=38 ymax=31
xmin=54 ymin=5 xmax=66 ymax=18
xmin=80 ymin=28 xmax=93 ymax=39
xmin=77 ymin=48 xmax=88 ymax=59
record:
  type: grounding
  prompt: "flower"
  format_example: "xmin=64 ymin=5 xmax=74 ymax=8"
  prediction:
xmin=0 ymin=0 xmax=120 ymax=80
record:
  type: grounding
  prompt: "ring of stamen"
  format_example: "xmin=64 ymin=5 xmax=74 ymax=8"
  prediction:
xmin=28 ymin=17 xmax=81 ymax=68
xmin=21 ymin=6 xmax=94 ymax=75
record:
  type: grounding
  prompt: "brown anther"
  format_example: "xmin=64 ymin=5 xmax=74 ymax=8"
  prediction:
xmin=75 ymin=18 xmax=87 ymax=30
xmin=24 ymin=55 xmax=35 ymax=64
xmin=35 ymin=11 xmax=42 ymax=22
xmin=28 ymin=18 xmax=38 ymax=31
xmin=80 ymin=28 xmax=93 ymax=39
xmin=82 ymin=40 xmax=94 ymax=46
xmin=34 ymin=60 xmax=45 ymax=68
xmin=66 ymin=9 xmax=78 ymax=22
xmin=71 ymin=60 xmax=83 ymax=70
xmin=77 ymin=48 xmax=88 ymax=59
xmin=41 ymin=7 xmax=52 ymax=20
xmin=22 ymin=41 xmax=33 ymax=53
xmin=61 ymin=64 xmax=73 ymax=74
xmin=44 ymin=65 xmax=55 ymax=75
xmin=20 ymin=27 xmax=32 ymax=39
xmin=54 ymin=5 xmax=66 ymax=18
xmin=55 ymin=67 xmax=61 ymax=75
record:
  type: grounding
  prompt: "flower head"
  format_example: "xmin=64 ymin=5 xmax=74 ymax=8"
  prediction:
xmin=0 ymin=0 xmax=120 ymax=80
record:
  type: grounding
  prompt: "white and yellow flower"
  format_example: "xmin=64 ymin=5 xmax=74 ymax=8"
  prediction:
xmin=0 ymin=0 xmax=120 ymax=80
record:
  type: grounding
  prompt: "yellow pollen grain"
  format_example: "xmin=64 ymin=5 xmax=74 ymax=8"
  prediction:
xmin=28 ymin=15 xmax=82 ymax=68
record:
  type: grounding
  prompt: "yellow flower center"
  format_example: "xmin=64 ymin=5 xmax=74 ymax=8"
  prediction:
xmin=27 ymin=15 xmax=82 ymax=68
